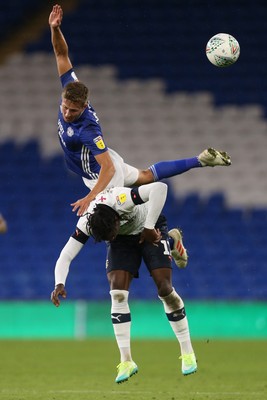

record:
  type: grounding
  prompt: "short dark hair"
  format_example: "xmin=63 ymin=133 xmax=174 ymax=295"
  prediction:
xmin=86 ymin=204 xmax=120 ymax=242
xmin=62 ymin=81 xmax=89 ymax=106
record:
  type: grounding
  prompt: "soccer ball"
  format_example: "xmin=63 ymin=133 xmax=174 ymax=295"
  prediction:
xmin=206 ymin=33 xmax=240 ymax=67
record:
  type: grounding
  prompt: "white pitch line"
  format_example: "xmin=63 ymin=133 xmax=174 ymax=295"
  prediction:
xmin=47 ymin=390 xmax=263 ymax=396
xmin=1 ymin=389 xmax=263 ymax=397
xmin=48 ymin=390 xmax=152 ymax=394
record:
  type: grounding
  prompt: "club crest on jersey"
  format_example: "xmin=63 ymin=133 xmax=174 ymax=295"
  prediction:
xmin=93 ymin=136 xmax=106 ymax=149
xmin=67 ymin=127 xmax=74 ymax=137
xmin=116 ymin=193 xmax=127 ymax=205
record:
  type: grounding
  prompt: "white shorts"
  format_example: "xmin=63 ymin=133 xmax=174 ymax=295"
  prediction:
xmin=82 ymin=148 xmax=139 ymax=190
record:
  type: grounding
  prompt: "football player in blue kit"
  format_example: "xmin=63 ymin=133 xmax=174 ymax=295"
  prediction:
xmin=51 ymin=181 xmax=197 ymax=382
xmin=49 ymin=4 xmax=231 ymax=217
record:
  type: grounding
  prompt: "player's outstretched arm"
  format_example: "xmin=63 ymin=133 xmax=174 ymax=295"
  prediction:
xmin=49 ymin=4 xmax=72 ymax=76
xmin=51 ymin=233 xmax=87 ymax=306
xmin=139 ymin=182 xmax=167 ymax=244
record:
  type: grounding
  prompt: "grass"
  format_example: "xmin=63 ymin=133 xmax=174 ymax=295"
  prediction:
xmin=0 ymin=339 xmax=266 ymax=400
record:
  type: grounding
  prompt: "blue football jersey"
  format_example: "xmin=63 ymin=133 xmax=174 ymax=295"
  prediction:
xmin=57 ymin=68 xmax=108 ymax=179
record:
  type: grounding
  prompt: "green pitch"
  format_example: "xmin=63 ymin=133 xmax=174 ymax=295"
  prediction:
xmin=0 ymin=339 xmax=266 ymax=400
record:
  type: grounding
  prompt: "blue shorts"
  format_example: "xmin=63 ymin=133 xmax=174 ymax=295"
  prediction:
xmin=106 ymin=215 xmax=172 ymax=278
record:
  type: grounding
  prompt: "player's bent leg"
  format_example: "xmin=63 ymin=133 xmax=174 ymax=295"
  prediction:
xmin=132 ymin=168 xmax=155 ymax=185
xmin=130 ymin=148 xmax=231 ymax=186
xmin=108 ymin=271 xmax=138 ymax=384
xmin=151 ymin=268 xmax=173 ymax=298
xmin=158 ymin=289 xmax=197 ymax=376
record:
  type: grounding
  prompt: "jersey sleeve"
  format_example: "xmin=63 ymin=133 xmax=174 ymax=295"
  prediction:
xmin=60 ymin=68 xmax=79 ymax=88
xmin=109 ymin=184 xmax=167 ymax=230
xmin=79 ymin=128 xmax=108 ymax=156
xmin=130 ymin=187 xmax=145 ymax=205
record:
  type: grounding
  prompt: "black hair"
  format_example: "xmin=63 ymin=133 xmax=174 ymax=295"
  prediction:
xmin=86 ymin=204 xmax=120 ymax=242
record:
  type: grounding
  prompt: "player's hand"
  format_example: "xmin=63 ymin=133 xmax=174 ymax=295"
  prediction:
xmin=139 ymin=228 xmax=161 ymax=245
xmin=0 ymin=214 xmax=7 ymax=234
xmin=49 ymin=4 xmax=63 ymax=28
xmin=51 ymin=284 xmax=67 ymax=307
xmin=71 ymin=194 xmax=93 ymax=216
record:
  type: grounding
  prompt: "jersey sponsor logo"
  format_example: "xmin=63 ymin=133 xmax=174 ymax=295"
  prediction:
xmin=67 ymin=127 xmax=74 ymax=137
xmin=116 ymin=193 xmax=127 ymax=205
xmin=93 ymin=136 xmax=106 ymax=150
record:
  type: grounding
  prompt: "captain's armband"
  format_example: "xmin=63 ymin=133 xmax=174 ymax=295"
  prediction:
xmin=71 ymin=227 xmax=89 ymax=244
xmin=130 ymin=187 xmax=145 ymax=205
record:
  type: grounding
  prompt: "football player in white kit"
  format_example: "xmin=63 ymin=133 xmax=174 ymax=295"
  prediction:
xmin=49 ymin=5 xmax=231 ymax=217
xmin=51 ymin=181 xmax=197 ymax=382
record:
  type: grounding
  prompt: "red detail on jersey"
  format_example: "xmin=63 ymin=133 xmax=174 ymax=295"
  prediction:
xmin=99 ymin=196 xmax=106 ymax=202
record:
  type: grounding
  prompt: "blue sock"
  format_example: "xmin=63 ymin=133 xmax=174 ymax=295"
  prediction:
xmin=149 ymin=157 xmax=201 ymax=181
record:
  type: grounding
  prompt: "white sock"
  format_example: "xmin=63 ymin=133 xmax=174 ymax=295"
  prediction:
xmin=159 ymin=288 xmax=194 ymax=355
xmin=110 ymin=289 xmax=132 ymax=362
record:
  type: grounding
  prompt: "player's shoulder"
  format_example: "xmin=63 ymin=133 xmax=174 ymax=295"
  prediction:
xmin=110 ymin=187 xmax=134 ymax=210
xmin=109 ymin=187 xmax=131 ymax=197
xmin=95 ymin=187 xmax=131 ymax=206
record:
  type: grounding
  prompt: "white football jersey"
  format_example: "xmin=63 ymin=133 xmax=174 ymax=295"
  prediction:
xmin=77 ymin=187 xmax=148 ymax=236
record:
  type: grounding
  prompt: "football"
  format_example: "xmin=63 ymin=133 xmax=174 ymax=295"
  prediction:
xmin=206 ymin=33 xmax=240 ymax=67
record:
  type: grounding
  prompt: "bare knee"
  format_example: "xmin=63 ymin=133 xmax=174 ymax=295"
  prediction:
xmin=110 ymin=289 xmax=129 ymax=303
xmin=156 ymin=279 xmax=173 ymax=298
xmin=159 ymin=289 xmax=184 ymax=311
xmin=151 ymin=269 xmax=173 ymax=297
xmin=134 ymin=169 xmax=155 ymax=185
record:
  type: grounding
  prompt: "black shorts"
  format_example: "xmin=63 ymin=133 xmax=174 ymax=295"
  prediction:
xmin=106 ymin=215 xmax=172 ymax=278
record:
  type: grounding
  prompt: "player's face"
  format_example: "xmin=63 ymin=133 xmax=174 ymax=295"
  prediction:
xmin=61 ymin=97 xmax=86 ymax=123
